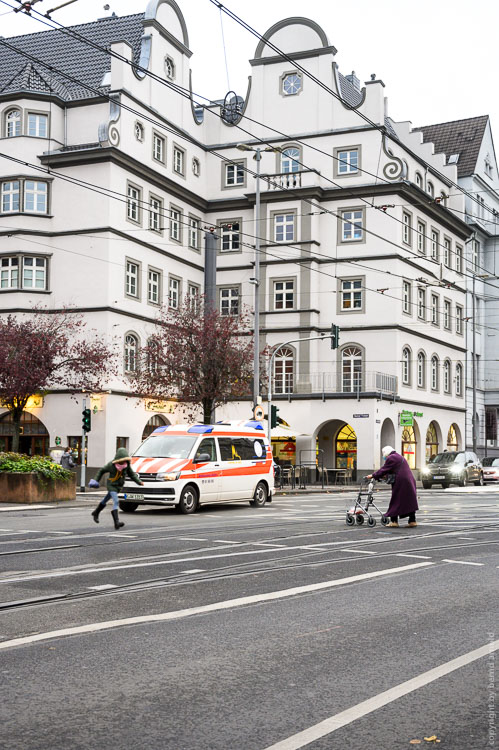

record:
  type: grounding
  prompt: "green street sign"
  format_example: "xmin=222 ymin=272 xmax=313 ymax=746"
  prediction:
xmin=55 ymin=436 xmax=61 ymax=446
xmin=399 ymin=411 xmax=413 ymax=426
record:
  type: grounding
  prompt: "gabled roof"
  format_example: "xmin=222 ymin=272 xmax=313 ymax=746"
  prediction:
xmin=0 ymin=13 xmax=144 ymax=102
xmin=415 ymin=116 xmax=489 ymax=177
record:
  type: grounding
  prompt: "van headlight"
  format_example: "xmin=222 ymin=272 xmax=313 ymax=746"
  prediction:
xmin=156 ymin=471 xmax=180 ymax=481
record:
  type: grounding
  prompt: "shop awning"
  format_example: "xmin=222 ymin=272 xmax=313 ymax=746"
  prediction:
xmin=270 ymin=424 xmax=309 ymax=438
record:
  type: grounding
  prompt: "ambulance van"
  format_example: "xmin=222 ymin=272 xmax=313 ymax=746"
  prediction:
xmin=119 ymin=421 xmax=274 ymax=514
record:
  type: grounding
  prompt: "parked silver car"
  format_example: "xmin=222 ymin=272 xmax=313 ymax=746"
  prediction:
xmin=481 ymin=456 xmax=499 ymax=483
xmin=421 ymin=451 xmax=483 ymax=489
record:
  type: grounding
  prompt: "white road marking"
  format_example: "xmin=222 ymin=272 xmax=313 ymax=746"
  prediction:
xmin=107 ymin=534 xmax=137 ymax=538
xmin=442 ymin=559 xmax=484 ymax=566
xmin=175 ymin=537 xmax=207 ymax=542
xmin=262 ymin=639 xmax=499 ymax=750
xmin=178 ymin=569 xmax=205 ymax=574
xmin=396 ymin=554 xmax=432 ymax=559
xmin=0 ymin=562 xmax=433 ymax=651
xmin=340 ymin=549 xmax=377 ymax=555
xmin=0 ymin=505 xmax=57 ymax=511
xmin=87 ymin=584 xmax=117 ymax=591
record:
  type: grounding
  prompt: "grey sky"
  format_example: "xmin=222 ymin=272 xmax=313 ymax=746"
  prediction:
xmin=2 ymin=0 xmax=498 ymax=153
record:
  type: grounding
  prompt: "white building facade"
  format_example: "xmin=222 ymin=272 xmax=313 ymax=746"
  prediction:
xmin=0 ymin=1 xmax=471 ymax=477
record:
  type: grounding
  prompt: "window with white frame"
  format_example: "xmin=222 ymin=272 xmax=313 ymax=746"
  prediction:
xmin=427 ymin=181 xmax=434 ymax=197
xmin=0 ymin=256 xmax=19 ymax=288
xmin=456 ymin=363 xmax=463 ymax=395
xmin=431 ymin=230 xmax=439 ymax=260
xmin=274 ymin=346 xmax=294 ymax=394
xmin=5 ymin=109 xmax=21 ymax=137
xmin=173 ymin=146 xmax=185 ymax=175
xmin=1 ymin=179 xmax=49 ymax=215
xmin=402 ymin=347 xmax=411 ymax=385
xmin=417 ymin=287 xmax=426 ymax=319
xmin=124 ymin=334 xmax=139 ymax=373
xmin=431 ymin=294 xmax=439 ymax=325
xmin=403 ymin=281 xmax=411 ymax=314
xmin=220 ymin=286 xmax=239 ymax=316
xmin=443 ymin=360 xmax=451 ymax=393
xmin=342 ymin=346 xmax=362 ymax=392
xmin=456 ymin=244 xmax=463 ymax=274
xmin=417 ymin=221 xmax=426 ymax=254
xmin=274 ymin=212 xmax=295 ymax=242
xmin=281 ymin=147 xmax=300 ymax=173
xmin=1 ymin=180 xmax=20 ymax=213
xmin=127 ymin=184 xmax=141 ymax=223
xmin=27 ymin=113 xmax=48 ymax=138
xmin=188 ymin=283 xmax=199 ymax=311
xmin=444 ymin=300 xmax=451 ymax=330
xmin=415 ymin=172 xmax=423 ymax=188
xmin=126 ymin=260 xmax=139 ymax=298
xmin=169 ymin=277 xmax=180 ymax=309
xmin=417 ymin=351 xmax=426 ymax=388
xmin=153 ymin=133 xmax=165 ymax=163
xmin=224 ymin=161 xmax=245 ymax=186
xmin=337 ymin=149 xmax=359 ymax=175
xmin=431 ymin=355 xmax=439 ymax=390
xmin=444 ymin=238 xmax=451 ymax=268
xmin=471 ymin=240 xmax=479 ymax=272
xmin=341 ymin=278 xmax=362 ymax=310
xmin=148 ymin=269 xmax=160 ymax=305
xmin=170 ymin=207 xmax=181 ymax=242
xmin=456 ymin=305 xmax=463 ymax=334
xmin=188 ymin=217 xmax=200 ymax=250
xmin=341 ymin=209 xmax=363 ymax=241
xmin=402 ymin=212 xmax=412 ymax=244
xmin=1 ymin=255 xmax=48 ymax=290
xmin=274 ymin=279 xmax=295 ymax=310
xmin=220 ymin=221 xmax=240 ymax=252
xmin=24 ymin=181 xmax=47 ymax=213
xmin=22 ymin=256 xmax=47 ymax=289
xmin=149 ymin=196 xmax=163 ymax=233
xmin=281 ymin=72 xmax=302 ymax=96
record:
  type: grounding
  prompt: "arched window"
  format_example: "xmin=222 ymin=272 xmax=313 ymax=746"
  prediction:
xmin=342 ymin=346 xmax=362 ymax=392
xmin=401 ymin=425 xmax=416 ymax=469
xmin=455 ymin=363 xmax=463 ymax=396
xmin=124 ymin=333 xmax=139 ymax=373
xmin=415 ymin=171 xmax=423 ymax=188
xmin=5 ymin=109 xmax=21 ymax=138
xmin=427 ymin=181 xmax=434 ymax=197
xmin=417 ymin=351 xmax=426 ymax=388
xmin=146 ymin=336 xmax=159 ymax=374
xmin=274 ymin=346 xmax=294 ymax=394
xmin=447 ymin=424 xmax=458 ymax=451
xmin=281 ymin=146 xmax=300 ymax=173
xmin=142 ymin=414 xmax=168 ymax=441
xmin=443 ymin=359 xmax=451 ymax=393
xmin=431 ymin=355 xmax=439 ymax=390
xmin=402 ymin=347 xmax=411 ymax=385
xmin=426 ymin=421 xmax=439 ymax=461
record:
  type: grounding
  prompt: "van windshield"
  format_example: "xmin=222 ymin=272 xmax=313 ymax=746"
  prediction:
xmin=134 ymin=435 xmax=197 ymax=459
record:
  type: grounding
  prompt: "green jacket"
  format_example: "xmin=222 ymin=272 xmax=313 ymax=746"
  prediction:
xmin=95 ymin=448 xmax=142 ymax=492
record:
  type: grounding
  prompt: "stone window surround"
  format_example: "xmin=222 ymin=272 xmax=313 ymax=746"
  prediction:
xmin=443 ymin=358 xmax=452 ymax=393
xmin=337 ymin=275 xmax=365 ymax=314
xmin=402 ymin=345 xmax=412 ymax=386
xmin=273 ymin=342 xmax=296 ymax=394
xmin=337 ymin=342 xmax=365 ymax=392
xmin=455 ymin=362 xmax=463 ymax=396
xmin=402 ymin=279 xmax=412 ymax=316
xmin=221 ymin=158 xmax=247 ymax=190
xmin=430 ymin=354 xmax=440 ymax=392
xmin=276 ymin=144 xmax=302 ymax=174
xmin=270 ymin=275 xmax=297 ymax=312
xmin=152 ymin=130 xmax=166 ymax=165
xmin=125 ymin=257 xmax=141 ymax=301
xmin=126 ymin=181 xmax=142 ymax=226
xmin=443 ymin=297 xmax=452 ymax=330
xmin=147 ymin=265 xmax=162 ymax=307
xmin=123 ymin=330 xmax=140 ymax=374
xmin=217 ymin=217 xmax=242 ymax=254
xmin=25 ymin=109 xmax=50 ymax=139
xmin=168 ymin=274 xmax=182 ymax=309
xmin=333 ymin=144 xmax=361 ymax=178
xmin=416 ymin=219 xmax=426 ymax=254
xmin=455 ymin=244 xmax=464 ymax=275
xmin=0 ymin=252 xmax=51 ymax=293
xmin=456 ymin=304 xmax=464 ymax=335
xmin=270 ymin=207 xmax=297 ymax=244
xmin=2 ymin=106 xmax=22 ymax=138
xmin=217 ymin=283 xmax=241 ymax=316
xmin=148 ymin=192 xmax=164 ymax=234
xmin=443 ymin=235 xmax=452 ymax=268
xmin=0 ymin=175 xmax=52 ymax=216
xmin=279 ymin=70 xmax=303 ymax=97
xmin=402 ymin=209 xmax=412 ymax=246
xmin=337 ymin=206 xmax=366 ymax=245
xmin=187 ymin=213 xmax=201 ymax=251
xmin=417 ymin=286 xmax=426 ymax=320
xmin=169 ymin=203 xmax=182 ymax=243
xmin=416 ymin=349 xmax=426 ymax=389
xmin=431 ymin=293 xmax=439 ymax=327
xmin=172 ymin=142 xmax=186 ymax=177
xmin=430 ymin=226 xmax=439 ymax=261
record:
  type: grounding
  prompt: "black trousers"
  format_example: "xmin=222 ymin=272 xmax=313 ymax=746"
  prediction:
xmin=390 ymin=511 xmax=416 ymax=523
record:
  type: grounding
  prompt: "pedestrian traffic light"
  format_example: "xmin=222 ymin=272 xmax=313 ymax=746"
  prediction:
xmin=330 ymin=324 xmax=340 ymax=350
xmin=82 ymin=408 xmax=91 ymax=433
xmin=270 ymin=404 xmax=279 ymax=429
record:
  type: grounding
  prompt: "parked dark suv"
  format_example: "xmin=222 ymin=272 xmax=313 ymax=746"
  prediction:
xmin=421 ymin=451 xmax=483 ymax=489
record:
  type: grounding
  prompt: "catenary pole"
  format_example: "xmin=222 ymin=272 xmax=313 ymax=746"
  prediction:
xmin=80 ymin=396 xmax=86 ymax=492
xmin=253 ymin=148 xmax=261 ymax=409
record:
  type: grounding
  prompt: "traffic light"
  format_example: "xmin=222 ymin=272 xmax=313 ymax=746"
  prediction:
xmin=82 ymin=408 xmax=91 ymax=433
xmin=270 ymin=404 xmax=279 ymax=429
xmin=330 ymin=323 xmax=340 ymax=350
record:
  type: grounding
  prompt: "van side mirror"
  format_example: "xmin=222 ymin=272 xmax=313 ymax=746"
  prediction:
xmin=194 ymin=453 xmax=211 ymax=463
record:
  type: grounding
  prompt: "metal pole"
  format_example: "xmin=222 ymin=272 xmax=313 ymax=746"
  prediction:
xmin=80 ymin=396 xmax=86 ymax=492
xmin=204 ymin=229 xmax=218 ymax=314
xmin=472 ymin=269 xmax=477 ymax=454
xmin=253 ymin=148 xmax=261 ymax=408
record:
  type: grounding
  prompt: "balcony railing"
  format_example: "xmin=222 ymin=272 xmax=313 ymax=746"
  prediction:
xmin=262 ymin=169 xmax=320 ymax=191
xmin=273 ymin=371 xmax=398 ymax=398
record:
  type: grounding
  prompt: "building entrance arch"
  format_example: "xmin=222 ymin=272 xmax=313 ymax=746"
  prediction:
xmin=0 ymin=411 xmax=49 ymax=455
xmin=316 ymin=419 xmax=357 ymax=473
xmin=142 ymin=414 xmax=170 ymax=441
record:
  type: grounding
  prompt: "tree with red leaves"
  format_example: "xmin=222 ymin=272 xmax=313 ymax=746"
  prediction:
xmin=130 ymin=297 xmax=260 ymax=424
xmin=0 ymin=309 xmax=117 ymax=452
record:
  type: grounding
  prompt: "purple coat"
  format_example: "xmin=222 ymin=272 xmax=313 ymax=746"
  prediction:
xmin=372 ymin=451 xmax=418 ymax=518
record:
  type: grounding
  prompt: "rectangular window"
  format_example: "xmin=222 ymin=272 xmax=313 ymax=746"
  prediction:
xmin=1 ymin=180 xmax=20 ymax=213
xmin=274 ymin=279 xmax=295 ymax=310
xmin=170 ymin=207 xmax=181 ymax=242
xmin=274 ymin=213 xmax=295 ymax=242
xmin=188 ymin=283 xmax=199 ymax=311
xmin=224 ymin=162 xmax=245 ymax=186
xmin=153 ymin=133 xmax=165 ymax=164
xmin=444 ymin=299 xmax=451 ymax=329
xmin=444 ymin=238 xmax=451 ymax=268
xmin=456 ymin=305 xmax=463 ymax=334
xmin=471 ymin=240 xmax=479 ymax=272
xmin=220 ymin=287 xmax=239 ymax=316
xmin=417 ymin=222 xmax=426 ymax=254
xmin=402 ymin=212 xmax=412 ymax=245
xmin=127 ymin=184 xmax=141 ymax=223
xmin=27 ymin=113 xmax=48 ymax=138
xmin=456 ymin=244 xmax=463 ymax=274
xmin=341 ymin=209 xmax=363 ymax=241
xmin=431 ymin=230 xmax=439 ymax=261
xmin=188 ymin=216 xmax=199 ymax=250
xmin=24 ymin=180 xmax=47 ymax=213
xmin=22 ymin=256 xmax=46 ymax=289
xmin=431 ymin=294 xmax=439 ymax=325
xmin=220 ymin=221 xmax=240 ymax=252
xmin=149 ymin=196 xmax=163 ymax=233
xmin=169 ymin=277 xmax=180 ymax=308
xmin=148 ymin=269 xmax=160 ymax=305
xmin=403 ymin=281 xmax=411 ymax=314
xmin=417 ymin=287 xmax=426 ymax=320
xmin=126 ymin=261 xmax=139 ymax=298
xmin=337 ymin=149 xmax=359 ymax=174
xmin=341 ymin=279 xmax=363 ymax=310
xmin=0 ymin=256 xmax=19 ymax=288
xmin=173 ymin=146 xmax=185 ymax=175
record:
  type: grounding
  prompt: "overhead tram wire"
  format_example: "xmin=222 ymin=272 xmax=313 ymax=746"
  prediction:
xmin=0 ymin=0 xmax=491 ymax=276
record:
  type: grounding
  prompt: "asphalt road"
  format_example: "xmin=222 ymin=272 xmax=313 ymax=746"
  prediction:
xmin=0 ymin=487 xmax=497 ymax=750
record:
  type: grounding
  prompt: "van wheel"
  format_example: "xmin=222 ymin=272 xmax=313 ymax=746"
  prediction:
xmin=250 ymin=482 xmax=268 ymax=507
xmin=119 ymin=501 xmax=138 ymax=513
xmin=178 ymin=485 xmax=199 ymax=514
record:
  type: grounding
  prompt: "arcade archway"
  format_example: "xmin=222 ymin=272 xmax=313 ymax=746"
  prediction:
xmin=142 ymin=414 xmax=170 ymax=441
xmin=0 ymin=411 xmax=49 ymax=455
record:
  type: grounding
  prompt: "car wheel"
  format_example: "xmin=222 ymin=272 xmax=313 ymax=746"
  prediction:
xmin=119 ymin=501 xmax=138 ymax=513
xmin=422 ymin=481 xmax=432 ymax=489
xmin=441 ymin=482 xmax=449 ymax=489
xmin=250 ymin=481 xmax=268 ymax=507
xmin=457 ymin=476 xmax=466 ymax=487
xmin=178 ymin=485 xmax=199 ymax=514
xmin=474 ymin=473 xmax=484 ymax=487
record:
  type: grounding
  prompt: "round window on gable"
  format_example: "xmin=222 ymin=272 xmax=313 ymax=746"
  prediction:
xmin=165 ymin=56 xmax=175 ymax=81
xmin=282 ymin=72 xmax=302 ymax=96
xmin=134 ymin=121 xmax=144 ymax=142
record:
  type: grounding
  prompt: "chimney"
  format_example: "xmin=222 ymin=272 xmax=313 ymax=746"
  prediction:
xmin=345 ymin=71 xmax=360 ymax=92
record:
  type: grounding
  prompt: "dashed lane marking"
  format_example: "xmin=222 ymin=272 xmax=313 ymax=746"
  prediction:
xmin=396 ymin=554 xmax=432 ymax=559
xmin=340 ymin=549 xmax=377 ymax=555
xmin=442 ymin=559 xmax=485 ymax=566
xmin=88 ymin=584 xmax=117 ymax=591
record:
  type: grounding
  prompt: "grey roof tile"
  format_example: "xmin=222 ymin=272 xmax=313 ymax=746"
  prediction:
xmin=414 ymin=116 xmax=489 ymax=177
xmin=337 ymin=72 xmax=363 ymax=108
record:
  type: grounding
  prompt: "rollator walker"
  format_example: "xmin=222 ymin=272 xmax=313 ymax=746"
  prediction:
xmin=345 ymin=477 xmax=390 ymax=528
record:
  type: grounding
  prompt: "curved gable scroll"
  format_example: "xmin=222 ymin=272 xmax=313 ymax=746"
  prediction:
xmin=144 ymin=0 xmax=189 ymax=48
xmin=254 ymin=17 xmax=332 ymax=59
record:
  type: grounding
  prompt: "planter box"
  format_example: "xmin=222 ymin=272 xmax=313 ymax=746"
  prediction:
xmin=0 ymin=472 xmax=76 ymax=503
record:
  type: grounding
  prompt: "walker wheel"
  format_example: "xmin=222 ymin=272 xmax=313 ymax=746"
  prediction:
xmin=380 ymin=517 xmax=389 ymax=526
xmin=367 ymin=517 xmax=376 ymax=527
xmin=346 ymin=513 xmax=355 ymax=526
xmin=355 ymin=514 xmax=365 ymax=525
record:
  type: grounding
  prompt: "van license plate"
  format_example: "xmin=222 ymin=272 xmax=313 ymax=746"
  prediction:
xmin=125 ymin=493 xmax=144 ymax=500
xmin=433 ymin=476 xmax=445 ymax=480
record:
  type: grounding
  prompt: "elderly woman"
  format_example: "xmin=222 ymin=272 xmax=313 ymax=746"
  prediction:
xmin=367 ymin=445 xmax=418 ymax=528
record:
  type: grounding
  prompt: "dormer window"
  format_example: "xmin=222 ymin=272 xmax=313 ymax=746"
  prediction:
xmin=281 ymin=72 xmax=302 ymax=96
xmin=5 ymin=109 xmax=21 ymax=138
xmin=164 ymin=56 xmax=175 ymax=81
